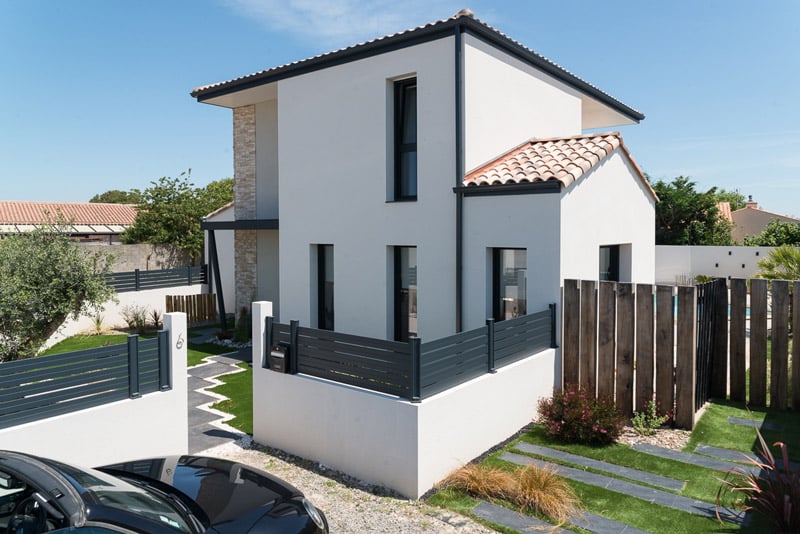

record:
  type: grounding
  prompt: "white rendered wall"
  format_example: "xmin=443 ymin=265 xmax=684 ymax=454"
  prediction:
xmin=205 ymin=204 xmax=236 ymax=316
xmin=463 ymin=34 xmax=582 ymax=171
xmin=252 ymin=301 xmax=554 ymax=498
xmin=275 ymin=36 xmax=457 ymax=339
xmin=256 ymin=230 xmax=280 ymax=318
xmin=461 ymin=193 xmax=562 ymax=331
xmin=44 ymin=284 xmax=205 ymax=349
xmin=655 ymin=245 xmax=775 ymax=284
xmin=560 ymin=150 xmax=655 ymax=284
xmin=255 ymin=100 xmax=279 ymax=219
xmin=0 ymin=313 xmax=188 ymax=467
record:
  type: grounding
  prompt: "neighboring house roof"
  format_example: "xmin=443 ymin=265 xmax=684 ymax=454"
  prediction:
xmin=203 ymin=201 xmax=234 ymax=220
xmin=717 ymin=202 xmax=732 ymax=222
xmin=730 ymin=200 xmax=800 ymax=241
xmin=192 ymin=10 xmax=643 ymax=123
xmin=0 ymin=201 xmax=137 ymax=234
xmin=464 ymin=132 xmax=656 ymax=200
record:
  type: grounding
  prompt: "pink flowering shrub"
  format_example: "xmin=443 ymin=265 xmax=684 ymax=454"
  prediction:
xmin=536 ymin=384 xmax=626 ymax=445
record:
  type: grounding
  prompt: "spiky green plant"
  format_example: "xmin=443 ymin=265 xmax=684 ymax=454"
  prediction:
xmin=756 ymin=245 xmax=800 ymax=280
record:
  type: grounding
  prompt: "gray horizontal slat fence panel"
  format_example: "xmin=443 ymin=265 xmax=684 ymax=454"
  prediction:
xmin=421 ymin=363 xmax=486 ymax=398
xmin=0 ymin=365 xmax=128 ymax=402
xmin=295 ymin=327 xmax=411 ymax=397
xmin=0 ymin=390 xmax=129 ymax=430
xmin=0 ymin=352 xmax=128 ymax=391
xmin=271 ymin=323 xmax=292 ymax=345
xmin=495 ymin=333 xmax=550 ymax=364
xmin=421 ymin=336 xmax=487 ymax=370
xmin=0 ymin=343 xmax=128 ymax=376
xmin=0 ymin=377 xmax=129 ymax=417
xmin=421 ymin=326 xmax=487 ymax=354
xmin=495 ymin=327 xmax=550 ymax=352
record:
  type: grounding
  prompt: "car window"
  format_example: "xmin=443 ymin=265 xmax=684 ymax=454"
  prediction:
xmin=49 ymin=461 xmax=192 ymax=533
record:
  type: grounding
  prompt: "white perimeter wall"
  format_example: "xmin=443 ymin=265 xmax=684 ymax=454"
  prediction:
xmin=0 ymin=313 xmax=188 ymax=467
xmin=44 ymin=284 xmax=205 ymax=350
xmin=463 ymin=34 xmax=582 ymax=171
xmin=655 ymin=245 xmax=774 ymax=284
xmin=560 ymin=150 xmax=655 ymax=284
xmin=276 ymin=36 xmax=457 ymax=340
xmin=252 ymin=302 xmax=553 ymax=498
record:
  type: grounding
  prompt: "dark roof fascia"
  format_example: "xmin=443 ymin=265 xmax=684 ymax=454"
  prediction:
xmin=201 ymin=219 xmax=279 ymax=230
xmin=193 ymin=16 xmax=643 ymax=122
xmin=454 ymin=181 xmax=561 ymax=197
xmin=193 ymin=23 xmax=457 ymax=102
xmin=459 ymin=19 xmax=644 ymax=122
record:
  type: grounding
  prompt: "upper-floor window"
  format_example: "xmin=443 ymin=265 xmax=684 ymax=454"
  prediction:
xmin=394 ymin=78 xmax=417 ymax=200
xmin=493 ymin=248 xmax=527 ymax=321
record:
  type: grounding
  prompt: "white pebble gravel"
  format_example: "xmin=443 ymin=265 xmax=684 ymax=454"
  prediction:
xmin=201 ymin=437 xmax=494 ymax=533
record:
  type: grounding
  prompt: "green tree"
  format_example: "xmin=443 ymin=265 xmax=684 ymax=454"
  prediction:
xmin=0 ymin=219 xmax=115 ymax=361
xmin=651 ymin=176 xmax=733 ymax=245
xmin=714 ymin=188 xmax=746 ymax=211
xmin=743 ymin=219 xmax=800 ymax=246
xmin=122 ymin=172 xmax=233 ymax=261
xmin=89 ymin=189 xmax=142 ymax=204
xmin=755 ymin=245 xmax=800 ymax=280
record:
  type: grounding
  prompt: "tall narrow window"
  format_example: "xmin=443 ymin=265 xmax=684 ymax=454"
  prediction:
xmin=394 ymin=246 xmax=417 ymax=341
xmin=394 ymin=78 xmax=417 ymax=200
xmin=599 ymin=245 xmax=620 ymax=281
xmin=493 ymin=249 xmax=527 ymax=321
xmin=317 ymin=245 xmax=334 ymax=330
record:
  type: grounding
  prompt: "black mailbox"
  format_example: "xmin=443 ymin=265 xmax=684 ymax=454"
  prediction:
xmin=269 ymin=343 xmax=290 ymax=373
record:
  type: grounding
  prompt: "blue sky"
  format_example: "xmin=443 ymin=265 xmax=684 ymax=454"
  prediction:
xmin=1 ymin=1 xmax=798 ymax=215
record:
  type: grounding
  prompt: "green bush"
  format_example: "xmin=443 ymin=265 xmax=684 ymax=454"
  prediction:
xmin=631 ymin=399 xmax=671 ymax=436
xmin=537 ymin=384 xmax=626 ymax=445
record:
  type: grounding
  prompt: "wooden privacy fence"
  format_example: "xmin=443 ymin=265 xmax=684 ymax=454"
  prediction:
xmin=265 ymin=306 xmax=556 ymax=402
xmin=165 ymin=293 xmax=217 ymax=325
xmin=563 ymin=278 xmax=800 ymax=430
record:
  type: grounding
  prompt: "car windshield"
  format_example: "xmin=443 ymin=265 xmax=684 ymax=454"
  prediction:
xmin=49 ymin=460 xmax=192 ymax=533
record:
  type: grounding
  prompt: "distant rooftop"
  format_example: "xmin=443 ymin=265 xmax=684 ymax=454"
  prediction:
xmin=0 ymin=201 xmax=137 ymax=235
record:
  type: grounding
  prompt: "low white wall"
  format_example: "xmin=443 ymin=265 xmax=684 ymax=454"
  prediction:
xmin=0 ymin=313 xmax=188 ymax=467
xmin=44 ymin=284 xmax=205 ymax=350
xmin=655 ymin=245 xmax=775 ymax=284
xmin=251 ymin=302 xmax=555 ymax=498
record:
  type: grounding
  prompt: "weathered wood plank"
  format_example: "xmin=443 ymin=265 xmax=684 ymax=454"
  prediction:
xmin=749 ymin=278 xmax=768 ymax=408
xmin=655 ymin=285 xmax=675 ymax=415
xmin=770 ymin=280 xmax=789 ymax=410
xmin=579 ymin=280 xmax=597 ymax=393
xmin=597 ymin=281 xmax=616 ymax=399
xmin=616 ymin=283 xmax=635 ymax=416
xmin=675 ymin=286 xmax=697 ymax=429
xmin=562 ymin=280 xmax=580 ymax=388
xmin=636 ymin=284 xmax=655 ymax=412
xmin=710 ymin=278 xmax=729 ymax=399
xmin=729 ymin=279 xmax=747 ymax=402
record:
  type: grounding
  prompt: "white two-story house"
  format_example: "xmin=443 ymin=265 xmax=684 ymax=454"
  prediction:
xmin=195 ymin=9 xmax=656 ymax=342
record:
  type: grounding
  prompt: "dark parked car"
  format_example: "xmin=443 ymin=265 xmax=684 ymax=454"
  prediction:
xmin=0 ymin=451 xmax=328 ymax=533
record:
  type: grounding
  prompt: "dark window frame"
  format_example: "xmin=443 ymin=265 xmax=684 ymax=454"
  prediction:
xmin=317 ymin=244 xmax=334 ymax=330
xmin=393 ymin=246 xmax=417 ymax=341
xmin=393 ymin=77 xmax=417 ymax=201
xmin=599 ymin=245 xmax=620 ymax=282
xmin=492 ymin=248 xmax=527 ymax=322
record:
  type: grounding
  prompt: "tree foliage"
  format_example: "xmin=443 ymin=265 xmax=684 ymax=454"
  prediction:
xmin=755 ymin=245 xmax=800 ymax=280
xmin=122 ymin=172 xmax=233 ymax=261
xmin=89 ymin=189 xmax=142 ymax=204
xmin=714 ymin=188 xmax=747 ymax=211
xmin=0 ymin=220 xmax=115 ymax=361
xmin=651 ymin=176 xmax=733 ymax=245
xmin=744 ymin=219 xmax=800 ymax=247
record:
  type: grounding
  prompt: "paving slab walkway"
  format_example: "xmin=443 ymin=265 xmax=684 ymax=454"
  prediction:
xmin=472 ymin=501 xmax=649 ymax=534
xmin=632 ymin=443 xmax=761 ymax=476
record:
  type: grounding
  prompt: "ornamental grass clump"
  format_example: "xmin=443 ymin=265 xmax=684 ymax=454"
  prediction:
xmin=537 ymin=384 xmax=626 ymax=445
xmin=716 ymin=424 xmax=799 ymax=532
xmin=439 ymin=464 xmax=515 ymax=501
xmin=515 ymin=464 xmax=580 ymax=523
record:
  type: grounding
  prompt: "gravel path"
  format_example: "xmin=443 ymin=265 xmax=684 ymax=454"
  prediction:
xmin=200 ymin=437 xmax=494 ymax=533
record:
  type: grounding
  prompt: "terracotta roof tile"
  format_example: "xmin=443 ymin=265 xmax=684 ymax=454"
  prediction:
xmin=464 ymin=132 xmax=656 ymax=200
xmin=717 ymin=202 xmax=732 ymax=222
xmin=0 ymin=201 xmax=137 ymax=226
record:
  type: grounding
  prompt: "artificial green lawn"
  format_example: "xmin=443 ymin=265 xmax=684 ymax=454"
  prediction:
xmin=208 ymin=362 xmax=253 ymax=435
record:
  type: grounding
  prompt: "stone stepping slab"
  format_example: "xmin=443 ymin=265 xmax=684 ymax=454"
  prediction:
xmin=500 ymin=452 xmax=747 ymax=526
xmin=727 ymin=416 xmax=784 ymax=431
xmin=514 ymin=442 xmax=685 ymax=491
xmin=472 ymin=500 xmax=649 ymax=534
xmin=631 ymin=443 xmax=760 ymax=476
xmin=696 ymin=444 xmax=800 ymax=473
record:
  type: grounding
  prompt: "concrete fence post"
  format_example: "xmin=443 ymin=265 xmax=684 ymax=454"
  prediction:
xmin=252 ymin=301 xmax=273 ymax=370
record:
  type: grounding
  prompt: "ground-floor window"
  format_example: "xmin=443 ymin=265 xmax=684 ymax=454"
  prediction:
xmin=394 ymin=246 xmax=417 ymax=341
xmin=493 ymin=248 xmax=526 ymax=321
xmin=317 ymin=244 xmax=334 ymax=330
xmin=599 ymin=245 xmax=620 ymax=281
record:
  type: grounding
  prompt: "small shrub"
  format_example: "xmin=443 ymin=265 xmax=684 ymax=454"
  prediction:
xmin=514 ymin=464 xmax=580 ymax=523
xmin=91 ymin=314 xmax=104 ymax=335
xmin=716 ymin=424 xmax=799 ymax=531
xmin=149 ymin=308 xmax=162 ymax=330
xmin=631 ymin=399 xmax=671 ymax=436
xmin=537 ymin=384 xmax=626 ymax=445
xmin=121 ymin=304 xmax=148 ymax=334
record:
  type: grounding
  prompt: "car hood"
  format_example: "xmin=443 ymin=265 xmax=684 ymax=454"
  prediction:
xmin=101 ymin=455 xmax=306 ymax=530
